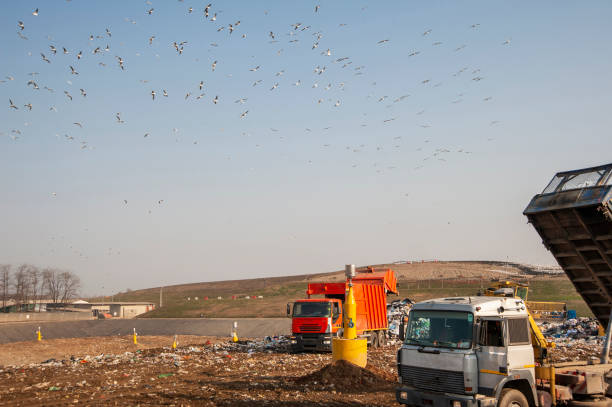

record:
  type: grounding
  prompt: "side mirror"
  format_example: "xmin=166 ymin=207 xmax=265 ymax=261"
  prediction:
xmin=286 ymin=303 xmax=291 ymax=317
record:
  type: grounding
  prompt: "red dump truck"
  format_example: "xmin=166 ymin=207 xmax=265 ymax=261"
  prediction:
xmin=287 ymin=267 xmax=398 ymax=352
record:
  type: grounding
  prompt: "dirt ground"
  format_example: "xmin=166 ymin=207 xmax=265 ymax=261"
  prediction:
xmin=0 ymin=336 xmax=398 ymax=406
xmin=0 ymin=333 xmax=597 ymax=406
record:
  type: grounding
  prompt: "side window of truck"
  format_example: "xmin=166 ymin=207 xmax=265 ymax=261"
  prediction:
xmin=332 ymin=303 xmax=340 ymax=321
xmin=507 ymin=318 xmax=530 ymax=345
xmin=479 ymin=320 xmax=504 ymax=347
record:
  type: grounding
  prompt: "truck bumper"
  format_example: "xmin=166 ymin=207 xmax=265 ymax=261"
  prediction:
xmin=396 ymin=386 xmax=496 ymax=407
xmin=290 ymin=334 xmax=333 ymax=352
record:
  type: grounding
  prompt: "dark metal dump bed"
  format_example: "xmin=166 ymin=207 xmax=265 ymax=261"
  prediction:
xmin=524 ymin=163 xmax=612 ymax=326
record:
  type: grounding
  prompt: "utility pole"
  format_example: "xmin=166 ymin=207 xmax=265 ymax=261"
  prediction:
xmin=159 ymin=286 xmax=163 ymax=308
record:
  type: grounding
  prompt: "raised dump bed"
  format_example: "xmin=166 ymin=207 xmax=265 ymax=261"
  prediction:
xmin=524 ymin=163 xmax=612 ymax=326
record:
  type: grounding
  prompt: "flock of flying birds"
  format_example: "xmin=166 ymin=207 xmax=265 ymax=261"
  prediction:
xmin=3 ymin=3 xmax=512 ymax=259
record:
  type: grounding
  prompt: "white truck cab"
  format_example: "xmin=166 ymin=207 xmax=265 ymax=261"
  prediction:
xmin=396 ymin=296 xmax=536 ymax=407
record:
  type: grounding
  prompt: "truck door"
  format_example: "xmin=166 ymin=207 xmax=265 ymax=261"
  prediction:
xmin=506 ymin=317 xmax=534 ymax=375
xmin=477 ymin=318 xmax=507 ymax=396
xmin=332 ymin=302 xmax=342 ymax=333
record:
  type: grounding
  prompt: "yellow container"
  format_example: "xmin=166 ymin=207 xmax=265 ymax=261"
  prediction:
xmin=332 ymin=337 xmax=367 ymax=367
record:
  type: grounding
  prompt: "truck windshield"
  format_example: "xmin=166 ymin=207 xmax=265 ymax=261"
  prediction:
xmin=293 ymin=302 xmax=331 ymax=318
xmin=405 ymin=310 xmax=473 ymax=349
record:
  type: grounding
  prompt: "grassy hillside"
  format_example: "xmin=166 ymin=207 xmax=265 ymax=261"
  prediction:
xmin=94 ymin=261 xmax=590 ymax=319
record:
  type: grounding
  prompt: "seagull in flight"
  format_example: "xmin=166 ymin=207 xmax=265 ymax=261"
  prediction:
xmin=240 ymin=110 xmax=249 ymax=118
xmin=32 ymin=8 xmax=39 ymax=16
xmin=9 ymin=99 xmax=18 ymax=110
xmin=116 ymin=112 xmax=124 ymax=123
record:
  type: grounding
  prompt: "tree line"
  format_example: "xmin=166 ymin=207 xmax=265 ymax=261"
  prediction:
xmin=0 ymin=264 xmax=81 ymax=311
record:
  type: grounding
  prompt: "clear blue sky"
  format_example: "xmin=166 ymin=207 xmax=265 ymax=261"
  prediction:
xmin=1 ymin=1 xmax=611 ymax=295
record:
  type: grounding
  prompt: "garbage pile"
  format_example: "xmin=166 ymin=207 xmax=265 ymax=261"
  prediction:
xmin=538 ymin=317 xmax=604 ymax=363
xmin=226 ymin=335 xmax=291 ymax=353
xmin=538 ymin=317 xmax=600 ymax=339
xmin=386 ymin=298 xmax=414 ymax=341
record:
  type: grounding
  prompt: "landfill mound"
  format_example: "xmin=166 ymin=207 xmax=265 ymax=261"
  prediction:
xmin=294 ymin=360 xmax=394 ymax=392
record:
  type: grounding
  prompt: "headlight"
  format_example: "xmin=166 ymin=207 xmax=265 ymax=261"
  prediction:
xmin=323 ymin=340 xmax=331 ymax=345
xmin=453 ymin=401 xmax=462 ymax=407
xmin=290 ymin=340 xmax=297 ymax=344
xmin=399 ymin=391 xmax=408 ymax=400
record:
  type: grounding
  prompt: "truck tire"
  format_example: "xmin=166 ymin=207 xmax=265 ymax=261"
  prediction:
xmin=379 ymin=331 xmax=387 ymax=347
xmin=569 ymin=399 xmax=612 ymax=407
xmin=499 ymin=389 xmax=529 ymax=407
xmin=370 ymin=331 xmax=379 ymax=348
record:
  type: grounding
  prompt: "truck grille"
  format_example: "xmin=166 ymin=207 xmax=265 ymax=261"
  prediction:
xmin=299 ymin=324 xmax=322 ymax=332
xmin=400 ymin=365 xmax=464 ymax=394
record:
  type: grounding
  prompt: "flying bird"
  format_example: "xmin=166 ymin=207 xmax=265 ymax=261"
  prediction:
xmin=80 ymin=88 xmax=86 ymax=97
xmin=240 ymin=110 xmax=249 ymax=118
xmin=32 ymin=8 xmax=39 ymax=16
xmin=213 ymin=95 xmax=219 ymax=104
xmin=151 ymin=90 xmax=155 ymax=100
xmin=18 ymin=21 xmax=25 ymax=30
xmin=211 ymin=60 xmax=217 ymax=71
xmin=64 ymin=91 xmax=72 ymax=100
xmin=24 ymin=103 xmax=33 ymax=111
xmin=9 ymin=99 xmax=18 ymax=110
xmin=147 ymin=8 xmax=154 ymax=15
xmin=73 ymin=122 xmax=82 ymax=128
xmin=69 ymin=65 xmax=78 ymax=75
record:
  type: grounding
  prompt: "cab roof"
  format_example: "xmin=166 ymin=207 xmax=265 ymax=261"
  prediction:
xmin=413 ymin=296 xmax=528 ymax=316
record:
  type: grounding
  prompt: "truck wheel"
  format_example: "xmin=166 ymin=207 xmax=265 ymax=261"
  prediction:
xmin=499 ymin=389 xmax=529 ymax=407
xmin=569 ymin=399 xmax=612 ymax=407
xmin=371 ymin=331 xmax=379 ymax=348
xmin=379 ymin=331 xmax=387 ymax=347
